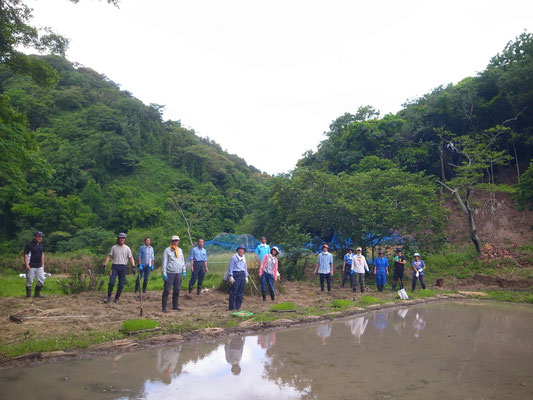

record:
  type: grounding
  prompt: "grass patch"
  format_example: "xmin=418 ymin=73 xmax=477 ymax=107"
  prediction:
xmin=0 ymin=330 xmax=123 ymax=358
xmin=359 ymin=295 xmax=381 ymax=305
xmin=332 ymin=299 xmax=354 ymax=309
xmin=468 ymin=290 xmax=533 ymax=304
xmin=409 ymin=289 xmax=437 ymax=298
xmin=270 ymin=302 xmax=296 ymax=311
xmin=121 ymin=319 xmax=160 ymax=332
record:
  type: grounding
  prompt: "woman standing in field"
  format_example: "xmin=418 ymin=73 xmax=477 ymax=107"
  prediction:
xmin=411 ymin=252 xmax=427 ymax=291
xmin=259 ymin=246 xmax=281 ymax=301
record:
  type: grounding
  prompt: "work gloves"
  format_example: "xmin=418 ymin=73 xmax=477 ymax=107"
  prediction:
xmin=163 ymin=274 xmax=168 ymax=281
xmin=182 ymin=271 xmax=186 ymax=278
xmin=245 ymin=276 xmax=249 ymax=284
xmin=139 ymin=264 xmax=143 ymax=271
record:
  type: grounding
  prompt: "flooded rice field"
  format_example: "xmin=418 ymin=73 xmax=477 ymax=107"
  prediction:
xmin=1 ymin=301 xmax=532 ymax=399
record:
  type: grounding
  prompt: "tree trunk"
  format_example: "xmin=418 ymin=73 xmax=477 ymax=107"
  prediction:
xmin=464 ymin=190 xmax=482 ymax=253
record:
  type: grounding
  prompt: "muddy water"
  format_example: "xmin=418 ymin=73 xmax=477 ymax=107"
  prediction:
xmin=1 ymin=301 xmax=533 ymax=400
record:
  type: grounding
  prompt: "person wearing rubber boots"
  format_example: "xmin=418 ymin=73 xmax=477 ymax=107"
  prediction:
xmin=314 ymin=244 xmax=333 ymax=292
xmin=392 ymin=248 xmax=406 ymax=291
xmin=227 ymin=245 xmax=249 ymax=311
xmin=188 ymin=238 xmax=208 ymax=295
xmin=411 ymin=252 xmax=427 ymax=291
xmin=259 ymin=246 xmax=280 ymax=301
xmin=136 ymin=237 xmax=155 ymax=294
xmin=103 ymin=233 xmax=135 ymax=304
xmin=341 ymin=248 xmax=354 ymax=289
xmin=161 ymin=235 xmax=186 ymax=312
xmin=24 ymin=231 xmax=46 ymax=298
xmin=352 ymin=247 xmax=370 ymax=292
xmin=373 ymin=250 xmax=389 ymax=292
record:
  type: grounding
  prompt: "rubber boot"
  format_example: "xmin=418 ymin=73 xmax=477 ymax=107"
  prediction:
xmin=392 ymin=282 xmax=396 ymax=291
xmin=360 ymin=286 xmax=364 ymax=293
xmin=172 ymin=293 xmax=181 ymax=310
xmin=270 ymin=291 xmax=275 ymax=301
xmin=34 ymin=284 xmax=45 ymax=298
xmin=352 ymin=285 xmax=356 ymax=293
xmin=197 ymin=286 xmax=201 ymax=295
xmin=26 ymin=286 xmax=32 ymax=298
xmin=162 ymin=293 xmax=169 ymax=313
xmin=188 ymin=286 xmax=192 ymax=294
xmin=261 ymin=291 xmax=266 ymax=301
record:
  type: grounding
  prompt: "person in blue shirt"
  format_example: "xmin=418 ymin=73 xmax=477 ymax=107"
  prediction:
xmin=136 ymin=237 xmax=155 ymax=294
xmin=373 ymin=250 xmax=389 ymax=292
xmin=341 ymin=248 xmax=354 ymax=289
xmin=188 ymin=238 xmax=208 ymax=295
xmin=314 ymin=244 xmax=334 ymax=292
xmin=411 ymin=252 xmax=427 ymax=291
xmin=227 ymin=245 xmax=249 ymax=311
xmin=255 ymin=236 xmax=270 ymax=267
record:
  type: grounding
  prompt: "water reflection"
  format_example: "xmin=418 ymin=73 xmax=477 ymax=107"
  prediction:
xmin=2 ymin=302 xmax=533 ymax=400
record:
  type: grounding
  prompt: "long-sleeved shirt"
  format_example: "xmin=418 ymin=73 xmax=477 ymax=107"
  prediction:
xmin=374 ymin=257 xmax=389 ymax=272
xmin=259 ymin=254 xmax=279 ymax=280
xmin=317 ymin=252 xmax=333 ymax=274
xmin=137 ymin=245 xmax=154 ymax=266
xmin=352 ymin=254 xmax=370 ymax=273
xmin=227 ymin=254 xmax=248 ymax=276
xmin=162 ymin=246 xmax=186 ymax=275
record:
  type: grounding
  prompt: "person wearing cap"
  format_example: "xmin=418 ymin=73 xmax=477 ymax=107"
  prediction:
xmin=227 ymin=245 xmax=249 ymax=311
xmin=24 ymin=231 xmax=46 ymax=298
xmin=341 ymin=248 xmax=354 ymax=289
xmin=136 ymin=237 xmax=155 ymax=294
xmin=314 ymin=244 xmax=334 ymax=292
xmin=373 ymin=250 xmax=389 ymax=292
xmin=259 ymin=246 xmax=281 ymax=301
xmin=161 ymin=235 xmax=187 ymax=312
xmin=188 ymin=238 xmax=208 ymax=295
xmin=352 ymin=247 xmax=370 ymax=293
xmin=255 ymin=236 xmax=270 ymax=267
xmin=103 ymin=233 xmax=135 ymax=303
xmin=411 ymin=253 xmax=427 ymax=291
xmin=392 ymin=248 xmax=406 ymax=291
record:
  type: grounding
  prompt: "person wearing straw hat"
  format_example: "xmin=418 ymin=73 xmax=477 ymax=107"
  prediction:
xmin=259 ymin=246 xmax=281 ymax=301
xmin=411 ymin=252 xmax=427 ymax=291
xmin=352 ymin=247 xmax=370 ymax=293
xmin=373 ymin=249 xmax=389 ymax=292
xmin=227 ymin=245 xmax=249 ymax=311
xmin=103 ymin=232 xmax=135 ymax=304
xmin=314 ymin=244 xmax=333 ymax=292
xmin=161 ymin=235 xmax=186 ymax=312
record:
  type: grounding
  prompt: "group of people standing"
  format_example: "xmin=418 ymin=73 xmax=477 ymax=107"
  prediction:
xmin=318 ymin=245 xmax=428 ymax=293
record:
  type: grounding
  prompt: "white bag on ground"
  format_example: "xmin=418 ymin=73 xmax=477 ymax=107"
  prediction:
xmin=398 ymin=288 xmax=409 ymax=300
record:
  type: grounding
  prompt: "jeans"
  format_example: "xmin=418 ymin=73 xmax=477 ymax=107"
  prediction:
xmin=260 ymin=272 xmax=275 ymax=294
xmin=229 ymin=271 xmax=246 ymax=310
xmin=341 ymin=266 xmax=354 ymax=287
xmin=412 ymin=272 xmax=426 ymax=290
xmin=189 ymin=261 xmax=206 ymax=289
xmin=319 ymin=273 xmax=331 ymax=292
xmin=108 ymin=264 xmax=127 ymax=299
xmin=135 ymin=265 xmax=151 ymax=292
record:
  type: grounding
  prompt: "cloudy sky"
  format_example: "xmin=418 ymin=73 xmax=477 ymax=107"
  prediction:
xmin=27 ymin=0 xmax=533 ymax=174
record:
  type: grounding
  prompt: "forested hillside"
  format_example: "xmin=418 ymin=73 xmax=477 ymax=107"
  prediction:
xmin=252 ymin=32 xmax=533 ymax=254
xmin=0 ymin=55 xmax=268 ymax=253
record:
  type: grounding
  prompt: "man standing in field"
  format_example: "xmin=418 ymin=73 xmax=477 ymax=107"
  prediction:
xmin=161 ymin=235 xmax=186 ymax=312
xmin=24 ymin=231 xmax=46 ymax=298
xmin=136 ymin=237 xmax=155 ymax=294
xmin=314 ymin=244 xmax=334 ymax=292
xmin=188 ymin=238 xmax=208 ymax=295
xmin=392 ymin=248 xmax=406 ymax=291
xmin=255 ymin=236 xmax=270 ymax=267
xmin=103 ymin=232 xmax=136 ymax=304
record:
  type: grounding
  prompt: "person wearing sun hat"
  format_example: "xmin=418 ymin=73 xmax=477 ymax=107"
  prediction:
xmin=352 ymin=247 xmax=370 ymax=293
xmin=411 ymin=252 xmax=427 ymax=291
xmin=314 ymin=243 xmax=334 ymax=292
xmin=227 ymin=245 xmax=249 ymax=310
xmin=259 ymin=246 xmax=281 ymax=301
xmin=373 ymin=249 xmax=389 ymax=292
xmin=161 ymin=235 xmax=186 ymax=312
xmin=103 ymin=232 xmax=135 ymax=304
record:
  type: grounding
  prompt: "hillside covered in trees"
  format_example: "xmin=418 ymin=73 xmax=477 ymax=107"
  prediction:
xmin=1 ymin=0 xmax=532 ymax=258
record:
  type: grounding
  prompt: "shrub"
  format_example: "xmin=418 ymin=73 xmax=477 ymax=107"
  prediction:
xmin=57 ymin=267 xmax=105 ymax=294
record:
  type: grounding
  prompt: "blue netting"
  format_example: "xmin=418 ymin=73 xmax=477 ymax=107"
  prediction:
xmin=204 ymin=233 xmax=260 ymax=253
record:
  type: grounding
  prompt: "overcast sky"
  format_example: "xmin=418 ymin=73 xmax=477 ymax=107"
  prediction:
xmin=27 ymin=0 xmax=533 ymax=174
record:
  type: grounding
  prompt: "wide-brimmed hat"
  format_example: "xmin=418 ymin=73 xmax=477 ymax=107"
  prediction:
xmin=33 ymin=231 xmax=44 ymax=237
xmin=413 ymin=252 xmax=420 ymax=257
xmin=171 ymin=235 xmax=180 ymax=241
xmin=236 ymin=245 xmax=246 ymax=252
xmin=356 ymin=247 xmax=362 ymax=251
xmin=117 ymin=232 xmax=126 ymax=238
xmin=270 ymin=246 xmax=280 ymax=255
xmin=348 ymin=248 xmax=354 ymax=252
xmin=378 ymin=250 xmax=385 ymax=254
xmin=396 ymin=248 xmax=402 ymax=253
